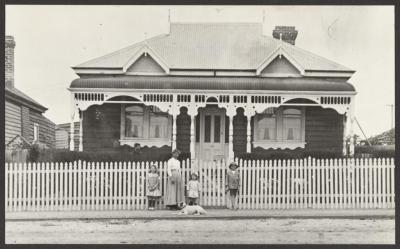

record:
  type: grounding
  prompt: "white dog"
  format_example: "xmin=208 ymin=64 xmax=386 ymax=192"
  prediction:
xmin=175 ymin=203 xmax=207 ymax=215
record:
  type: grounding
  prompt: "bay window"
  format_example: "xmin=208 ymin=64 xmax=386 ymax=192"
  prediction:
xmin=120 ymin=104 xmax=172 ymax=147
xmin=254 ymin=107 xmax=305 ymax=149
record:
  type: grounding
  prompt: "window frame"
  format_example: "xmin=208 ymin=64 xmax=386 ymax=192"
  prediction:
xmin=120 ymin=104 xmax=172 ymax=147
xmin=253 ymin=106 xmax=306 ymax=149
xmin=33 ymin=123 xmax=39 ymax=142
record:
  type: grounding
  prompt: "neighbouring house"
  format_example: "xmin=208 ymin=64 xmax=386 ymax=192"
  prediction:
xmin=368 ymin=128 xmax=395 ymax=146
xmin=5 ymin=35 xmax=55 ymax=161
xmin=68 ymin=23 xmax=357 ymax=161
xmin=55 ymin=122 xmax=79 ymax=149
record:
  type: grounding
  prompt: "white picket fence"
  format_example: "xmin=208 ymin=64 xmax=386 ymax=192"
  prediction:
xmin=5 ymin=158 xmax=395 ymax=212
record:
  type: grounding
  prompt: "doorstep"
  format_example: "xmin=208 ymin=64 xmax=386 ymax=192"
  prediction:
xmin=5 ymin=208 xmax=395 ymax=221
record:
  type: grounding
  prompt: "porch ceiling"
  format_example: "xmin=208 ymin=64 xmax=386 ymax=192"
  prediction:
xmin=70 ymin=76 xmax=356 ymax=92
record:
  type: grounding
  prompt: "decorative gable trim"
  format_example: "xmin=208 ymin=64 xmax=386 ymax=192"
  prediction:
xmin=122 ymin=45 xmax=170 ymax=74
xmin=256 ymin=46 xmax=305 ymax=76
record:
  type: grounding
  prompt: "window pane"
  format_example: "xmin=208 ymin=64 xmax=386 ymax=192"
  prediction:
xmin=257 ymin=115 xmax=276 ymax=140
xmin=150 ymin=115 xmax=169 ymax=138
xmin=204 ymin=115 xmax=211 ymax=143
xmin=214 ymin=115 xmax=221 ymax=143
xmin=283 ymin=117 xmax=301 ymax=140
xmin=125 ymin=105 xmax=144 ymax=138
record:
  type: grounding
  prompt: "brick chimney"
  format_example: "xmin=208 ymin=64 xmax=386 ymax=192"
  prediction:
xmin=272 ymin=26 xmax=298 ymax=45
xmin=5 ymin=35 xmax=16 ymax=88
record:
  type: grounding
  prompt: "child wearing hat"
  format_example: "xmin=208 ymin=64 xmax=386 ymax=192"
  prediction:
xmin=226 ymin=162 xmax=240 ymax=210
xmin=186 ymin=172 xmax=201 ymax=206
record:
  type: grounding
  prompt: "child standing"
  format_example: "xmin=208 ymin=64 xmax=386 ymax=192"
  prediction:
xmin=226 ymin=162 xmax=240 ymax=210
xmin=187 ymin=172 xmax=201 ymax=206
xmin=146 ymin=164 xmax=161 ymax=210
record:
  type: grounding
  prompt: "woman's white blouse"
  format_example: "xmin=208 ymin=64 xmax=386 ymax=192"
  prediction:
xmin=167 ymin=158 xmax=181 ymax=177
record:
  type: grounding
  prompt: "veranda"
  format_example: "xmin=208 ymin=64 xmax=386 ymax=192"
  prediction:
xmin=5 ymin=157 xmax=395 ymax=212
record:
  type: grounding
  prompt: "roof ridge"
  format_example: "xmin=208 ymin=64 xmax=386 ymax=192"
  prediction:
xmin=280 ymin=41 xmax=354 ymax=71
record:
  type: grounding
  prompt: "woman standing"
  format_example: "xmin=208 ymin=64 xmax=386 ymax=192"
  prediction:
xmin=165 ymin=149 xmax=185 ymax=209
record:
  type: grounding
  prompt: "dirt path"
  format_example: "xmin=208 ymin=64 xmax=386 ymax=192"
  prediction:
xmin=6 ymin=218 xmax=394 ymax=244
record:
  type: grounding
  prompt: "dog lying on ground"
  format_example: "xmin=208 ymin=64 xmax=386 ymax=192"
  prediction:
xmin=175 ymin=202 xmax=207 ymax=215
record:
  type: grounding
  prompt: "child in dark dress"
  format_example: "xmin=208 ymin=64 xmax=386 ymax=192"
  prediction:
xmin=225 ymin=162 xmax=240 ymax=210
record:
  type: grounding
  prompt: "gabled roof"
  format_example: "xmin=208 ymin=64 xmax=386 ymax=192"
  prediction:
xmin=5 ymin=86 xmax=47 ymax=113
xmin=73 ymin=23 xmax=354 ymax=73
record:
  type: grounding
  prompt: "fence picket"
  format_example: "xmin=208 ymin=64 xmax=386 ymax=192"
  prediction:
xmin=281 ymin=159 xmax=286 ymax=209
xmin=5 ymin=158 xmax=394 ymax=211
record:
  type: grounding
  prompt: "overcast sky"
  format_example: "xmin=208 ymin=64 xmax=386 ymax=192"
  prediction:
xmin=5 ymin=5 xmax=394 ymax=138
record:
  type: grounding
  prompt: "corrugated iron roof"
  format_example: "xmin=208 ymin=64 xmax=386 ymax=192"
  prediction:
xmin=74 ymin=23 xmax=354 ymax=72
xmin=5 ymin=86 xmax=47 ymax=112
xmin=70 ymin=76 xmax=355 ymax=92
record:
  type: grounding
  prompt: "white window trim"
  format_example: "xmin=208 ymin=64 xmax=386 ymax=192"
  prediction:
xmin=253 ymin=107 xmax=306 ymax=150
xmin=120 ymin=104 xmax=172 ymax=148
xmin=33 ymin=123 xmax=39 ymax=142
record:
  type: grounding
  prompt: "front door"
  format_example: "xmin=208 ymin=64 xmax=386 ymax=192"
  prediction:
xmin=198 ymin=106 xmax=227 ymax=161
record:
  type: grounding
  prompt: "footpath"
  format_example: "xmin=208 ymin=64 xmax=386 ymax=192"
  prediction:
xmin=6 ymin=208 xmax=394 ymax=221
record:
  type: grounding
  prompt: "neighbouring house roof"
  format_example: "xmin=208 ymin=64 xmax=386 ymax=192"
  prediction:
xmin=70 ymin=76 xmax=355 ymax=92
xmin=73 ymin=23 xmax=354 ymax=73
xmin=5 ymin=86 xmax=47 ymax=113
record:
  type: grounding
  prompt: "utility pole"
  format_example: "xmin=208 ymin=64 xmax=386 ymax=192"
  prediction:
xmin=386 ymin=104 xmax=394 ymax=130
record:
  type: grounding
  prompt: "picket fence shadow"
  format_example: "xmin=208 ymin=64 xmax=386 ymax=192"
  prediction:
xmin=5 ymin=157 xmax=395 ymax=212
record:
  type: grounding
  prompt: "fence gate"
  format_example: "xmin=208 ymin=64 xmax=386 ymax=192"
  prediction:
xmin=5 ymin=158 xmax=395 ymax=212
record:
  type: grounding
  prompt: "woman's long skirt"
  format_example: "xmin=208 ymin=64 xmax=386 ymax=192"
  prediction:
xmin=165 ymin=170 xmax=185 ymax=206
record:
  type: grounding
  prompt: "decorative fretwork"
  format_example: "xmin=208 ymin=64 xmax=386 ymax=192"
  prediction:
xmin=251 ymin=95 xmax=281 ymax=104
xmin=218 ymin=95 xmax=230 ymax=103
xmin=195 ymin=95 xmax=206 ymax=103
xmin=177 ymin=94 xmax=191 ymax=102
xmin=233 ymin=95 xmax=247 ymax=103
xmin=143 ymin=94 xmax=173 ymax=102
xmin=320 ymin=96 xmax=351 ymax=105
xmin=74 ymin=93 xmax=104 ymax=101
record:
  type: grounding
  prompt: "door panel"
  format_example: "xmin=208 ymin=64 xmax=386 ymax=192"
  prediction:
xmin=200 ymin=107 xmax=226 ymax=161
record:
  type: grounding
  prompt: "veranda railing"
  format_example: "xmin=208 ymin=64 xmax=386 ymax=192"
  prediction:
xmin=5 ymin=158 xmax=395 ymax=212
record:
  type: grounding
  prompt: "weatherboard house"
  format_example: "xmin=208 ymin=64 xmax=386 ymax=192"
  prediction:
xmin=68 ymin=23 xmax=356 ymax=161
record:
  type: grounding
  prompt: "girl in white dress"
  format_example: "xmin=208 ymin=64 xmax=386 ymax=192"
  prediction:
xmin=146 ymin=164 xmax=161 ymax=210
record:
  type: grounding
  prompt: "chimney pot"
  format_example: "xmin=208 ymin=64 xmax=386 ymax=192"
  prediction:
xmin=273 ymin=26 xmax=298 ymax=45
xmin=5 ymin=35 xmax=16 ymax=88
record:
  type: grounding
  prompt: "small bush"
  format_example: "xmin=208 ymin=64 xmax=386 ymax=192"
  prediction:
xmin=355 ymin=145 xmax=395 ymax=158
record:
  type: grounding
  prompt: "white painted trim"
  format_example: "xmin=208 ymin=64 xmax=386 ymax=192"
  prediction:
xmin=125 ymin=72 xmax=168 ymax=76
xmin=69 ymin=88 xmax=357 ymax=96
xmin=122 ymin=45 xmax=170 ymax=74
xmin=303 ymin=71 xmax=354 ymax=77
xmin=260 ymin=73 xmax=302 ymax=78
xmin=169 ymin=70 xmax=215 ymax=76
xmin=253 ymin=141 xmax=306 ymax=150
xmin=215 ymin=71 xmax=256 ymax=76
xmin=256 ymin=47 xmax=305 ymax=76
xmin=73 ymin=69 xmax=124 ymax=74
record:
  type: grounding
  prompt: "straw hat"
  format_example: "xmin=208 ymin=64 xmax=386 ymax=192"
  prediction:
xmin=229 ymin=162 xmax=239 ymax=169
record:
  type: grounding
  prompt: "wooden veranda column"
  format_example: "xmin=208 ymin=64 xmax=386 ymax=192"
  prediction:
xmin=342 ymin=113 xmax=348 ymax=156
xmin=187 ymin=107 xmax=198 ymax=160
xmin=244 ymin=109 xmax=255 ymax=153
xmin=69 ymin=94 xmax=75 ymax=151
xmin=172 ymin=113 xmax=177 ymax=151
xmin=348 ymin=101 xmax=355 ymax=156
xmin=78 ymin=110 xmax=83 ymax=152
xmin=227 ymin=107 xmax=236 ymax=161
